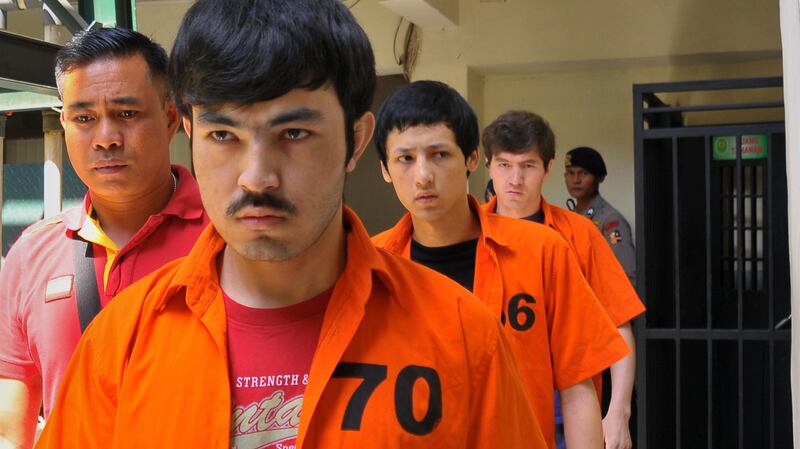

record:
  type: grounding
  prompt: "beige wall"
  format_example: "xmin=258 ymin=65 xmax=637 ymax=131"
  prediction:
xmin=350 ymin=0 xmax=783 ymax=232
xmin=353 ymin=0 xmax=781 ymax=75
xmin=480 ymin=57 xmax=784 ymax=231
xmin=135 ymin=0 xmax=193 ymax=52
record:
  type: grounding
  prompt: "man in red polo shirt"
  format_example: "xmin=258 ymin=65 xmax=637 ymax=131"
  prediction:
xmin=482 ymin=110 xmax=644 ymax=449
xmin=0 ymin=28 xmax=208 ymax=448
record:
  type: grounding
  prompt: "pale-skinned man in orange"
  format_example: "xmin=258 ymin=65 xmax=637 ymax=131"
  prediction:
xmin=482 ymin=110 xmax=645 ymax=449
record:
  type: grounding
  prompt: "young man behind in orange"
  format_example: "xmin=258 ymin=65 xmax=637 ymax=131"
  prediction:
xmin=482 ymin=110 xmax=645 ymax=449
xmin=372 ymin=80 xmax=630 ymax=449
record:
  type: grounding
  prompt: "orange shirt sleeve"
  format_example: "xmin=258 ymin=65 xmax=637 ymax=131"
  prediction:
xmin=35 ymin=318 xmax=119 ymax=449
xmin=546 ymin=241 xmax=631 ymax=391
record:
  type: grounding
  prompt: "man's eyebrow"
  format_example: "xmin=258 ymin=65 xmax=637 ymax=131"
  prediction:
xmin=196 ymin=106 xmax=323 ymax=129
xmin=110 ymin=96 xmax=141 ymax=106
xmin=66 ymin=96 xmax=141 ymax=110
xmin=267 ymin=107 xmax=323 ymax=128
xmin=66 ymin=101 xmax=92 ymax=110
xmin=197 ymin=109 xmax=240 ymax=127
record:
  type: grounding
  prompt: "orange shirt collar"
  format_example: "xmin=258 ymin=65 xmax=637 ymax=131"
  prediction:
xmin=382 ymin=195 xmax=511 ymax=252
xmin=167 ymin=206 xmax=389 ymax=315
xmin=485 ymin=195 xmax=557 ymax=229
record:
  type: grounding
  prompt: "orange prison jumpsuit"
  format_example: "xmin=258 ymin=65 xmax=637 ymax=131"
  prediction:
xmin=36 ymin=207 xmax=546 ymax=449
xmin=373 ymin=196 xmax=631 ymax=448
xmin=485 ymin=196 xmax=645 ymax=327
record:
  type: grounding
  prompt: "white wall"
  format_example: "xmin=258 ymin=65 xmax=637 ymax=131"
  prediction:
xmin=480 ymin=57 xmax=784 ymax=232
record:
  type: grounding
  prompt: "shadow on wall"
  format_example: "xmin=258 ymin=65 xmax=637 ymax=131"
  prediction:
xmin=344 ymin=74 xmax=409 ymax=235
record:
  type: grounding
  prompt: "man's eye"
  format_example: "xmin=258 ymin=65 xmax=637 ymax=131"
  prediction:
xmin=120 ymin=110 xmax=138 ymax=119
xmin=209 ymin=131 xmax=234 ymax=142
xmin=398 ymin=155 xmax=413 ymax=162
xmin=284 ymin=129 xmax=310 ymax=140
xmin=73 ymin=115 xmax=92 ymax=123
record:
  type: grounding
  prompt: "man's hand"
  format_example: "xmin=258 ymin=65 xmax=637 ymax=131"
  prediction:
xmin=0 ymin=376 xmax=42 ymax=449
xmin=602 ymin=407 xmax=632 ymax=449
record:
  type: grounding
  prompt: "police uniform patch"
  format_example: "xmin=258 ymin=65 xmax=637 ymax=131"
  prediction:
xmin=603 ymin=220 xmax=620 ymax=233
xmin=609 ymin=230 xmax=622 ymax=245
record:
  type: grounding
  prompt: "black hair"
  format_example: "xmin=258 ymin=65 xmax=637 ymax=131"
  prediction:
xmin=169 ymin=0 xmax=376 ymax=161
xmin=55 ymin=27 xmax=169 ymax=98
xmin=374 ymin=80 xmax=479 ymax=165
xmin=482 ymin=110 xmax=556 ymax=170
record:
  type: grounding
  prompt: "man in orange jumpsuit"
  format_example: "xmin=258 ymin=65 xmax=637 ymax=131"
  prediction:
xmin=371 ymin=80 xmax=630 ymax=449
xmin=35 ymin=1 xmax=545 ymax=448
xmin=482 ymin=110 xmax=645 ymax=449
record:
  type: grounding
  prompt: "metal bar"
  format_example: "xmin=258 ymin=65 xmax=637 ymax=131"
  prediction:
xmin=735 ymin=135 xmax=745 ymax=449
xmin=0 ymin=31 xmax=61 ymax=90
xmin=766 ymin=132 xmax=776 ymax=449
xmin=632 ymin=83 xmax=648 ymax=449
xmin=633 ymin=77 xmax=782 ymax=95
xmin=704 ymin=133 xmax=713 ymax=449
xmin=708 ymin=339 xmax=713 ymax=448
xmin=642 ymin=123 xmax=786 ymax=139
xmin=767 ymin=133 xmax=776 ymax=329
xmin=42 ymin=0 xmax=89 ymax=35
xmin=643 ymin=101 xmax=784 ymax=114
xmin=751 ymin=165 xmax=758 ymax=291
xmin=769 ymin=338 xmax=775 ymax=449
xmin=644 ymin=329 xmax=791 ymax=339
xmin=672 ymin=137 xmax=681 ymax=447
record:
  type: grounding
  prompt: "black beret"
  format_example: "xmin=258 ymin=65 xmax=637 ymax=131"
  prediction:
xmin=565 ymin=146 xmax=607 ymax=178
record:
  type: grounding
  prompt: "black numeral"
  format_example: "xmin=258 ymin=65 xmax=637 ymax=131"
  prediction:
xmin=333 ymin=362 xmax=442 ymax=435
xmin=394 ymin=365 xmax=442 ymax=435
xmin=501 ymin=293 xmax=536 ymax=331
xmin=332 ymin=362 xmax=387 ymax=430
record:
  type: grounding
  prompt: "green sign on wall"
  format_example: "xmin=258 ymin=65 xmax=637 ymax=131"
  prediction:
xmin=712 ymin=135 xmax=769 ymax=160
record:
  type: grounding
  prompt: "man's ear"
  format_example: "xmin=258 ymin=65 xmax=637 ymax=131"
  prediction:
xmin=181 ymin=115 xmax=193 ymax=137
xmin=543 ymin=159 xmax=555 ymax=181
xmin=466 ymin=148 xmax=480 ymax=172
xmin=164 ymin=98 xmax=181 ymax=136
xmin=380 ymin=161 xmax=392 ymax=183
xmin=598 ymin=175 xmax=606 ymax=184
xmin=346 ymin=111 xmax=376 ymax=173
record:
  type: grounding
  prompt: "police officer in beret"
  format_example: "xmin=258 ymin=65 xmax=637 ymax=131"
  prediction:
xmin=564 ymin=146 xmax=636 ymax=286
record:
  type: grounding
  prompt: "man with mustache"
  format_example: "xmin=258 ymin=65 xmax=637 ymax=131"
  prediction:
xmin=0 ymin=28 xmax=208 ymax=449
xmin=35 ymin=1 xmax=544 ymax=447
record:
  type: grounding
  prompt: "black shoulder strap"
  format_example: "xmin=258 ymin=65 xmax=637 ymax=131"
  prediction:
xmin=73 ymin=238 xmax=102 ymax=333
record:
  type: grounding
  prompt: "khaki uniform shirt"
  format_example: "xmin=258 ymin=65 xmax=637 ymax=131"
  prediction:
xmin=575 ymin=194 xmax=636 ymax=286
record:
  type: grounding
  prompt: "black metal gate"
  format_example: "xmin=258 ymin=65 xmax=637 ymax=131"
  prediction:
xmin=633 ymin=77 xmax=791 ymax=449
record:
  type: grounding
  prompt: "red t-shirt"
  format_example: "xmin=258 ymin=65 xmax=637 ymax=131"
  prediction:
xmin=224 ymin=289 xmax=330 ymax=449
